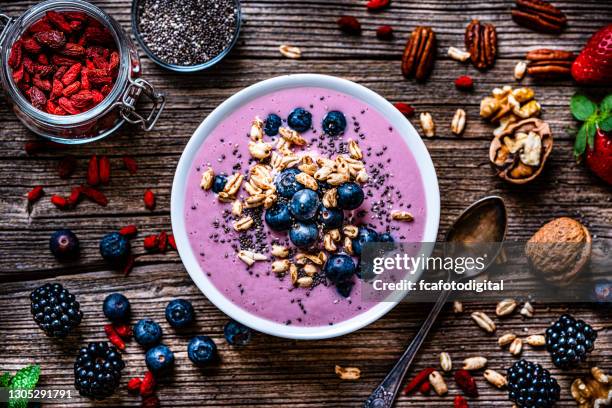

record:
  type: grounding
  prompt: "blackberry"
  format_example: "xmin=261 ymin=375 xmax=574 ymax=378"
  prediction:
xmin=545 ymin=314 xmax=597 ymax=368
xmin=507 ymin=359 xmax=560 ymax=408
xmin=74 ymin=341 xmax=125 ymax=399
xmin=30 ymin=283 xmax=82 ymax=337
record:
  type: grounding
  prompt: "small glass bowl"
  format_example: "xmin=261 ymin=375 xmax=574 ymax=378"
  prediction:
xmin=130 ymin=0 xmax=241 ymax=73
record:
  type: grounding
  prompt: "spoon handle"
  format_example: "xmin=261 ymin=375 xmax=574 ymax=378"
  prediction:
xmin=363 ymin=289 xmax=452 ymax=408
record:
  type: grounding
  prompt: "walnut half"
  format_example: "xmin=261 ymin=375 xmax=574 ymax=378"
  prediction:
xmin=489 ymin=118 xmax=552 ymax=184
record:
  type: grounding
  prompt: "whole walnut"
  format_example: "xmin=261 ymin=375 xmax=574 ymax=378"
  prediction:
xmin=525 ymin=217 xmax=591 ymax=286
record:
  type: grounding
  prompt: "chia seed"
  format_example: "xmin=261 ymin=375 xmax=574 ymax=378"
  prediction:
xmin=136 ymin=0 xmax=238 ymax=66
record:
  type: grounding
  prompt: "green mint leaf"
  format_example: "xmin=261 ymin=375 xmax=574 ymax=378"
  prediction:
xmin=8 ymin=365 xmax=40 ymax=408
xmin=600 ymin=94 xmax=612 ymax=113
xmin=600 ymin=116 xmax=612 ymax=132
xmin=574 ymin=123 xmax=588 ymax=157
xmin=0 ymin=372 xmax=12 ymax=387
xmin=570 ymin=94 xmax=597 ymax=121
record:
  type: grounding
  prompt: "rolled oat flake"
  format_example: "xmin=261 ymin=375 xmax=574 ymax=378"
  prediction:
xmin=137 ymin=0 xmax=238 ymax=66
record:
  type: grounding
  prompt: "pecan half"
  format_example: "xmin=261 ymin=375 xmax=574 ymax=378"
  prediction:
xmin=489 ymin=118 xmax=553 ymax=184
xmin=401 ymin=26 xmax=436 ymax=81
xmin=465 ymin=20 xmax=497 ymax=70
xmin=525 ymin=49 xmax=575 ymax=79
xmin=512 ymin=0 xmax=567 ymax=34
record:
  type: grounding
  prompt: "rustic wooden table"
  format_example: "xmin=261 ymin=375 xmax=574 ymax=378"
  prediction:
xmin=0 ymin=0 xmax=610 ymax=406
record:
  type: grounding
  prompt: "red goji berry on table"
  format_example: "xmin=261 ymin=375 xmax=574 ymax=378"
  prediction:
xmin=122 ymin=254 xmax=135 ymax=276
xmin=454 ymin=369 xmax=478 ymax=398
xmin=454 ymin=395 xmax=469 ymax=408
xmin=87 ymin=155 xmax=99 ymax=186
xmin=366 ymin=0 xmax=390 ymax=10
xmin=158 ymin=231 xmax=168 ymax=253
xmin=113 ymin=324 xmax=132 ymax=339
xmin=337 ymin=16 xmax=361 ymax=35
xmin=103 ymin=324 xmax=125 ymax=350
xmin=419 ymin=380 xmax=431 ymax=395
xmin=80 ymin=185 xmax=108 ymax=206
xmin=144 ymin=189 xmax=155 ymax=211
xmin=24 ymin=140 xmax=62 ymax=155
xmin=99 ymin=155 xmax=110 ymax=185
xmin=123 ymin=156 xmax=138 ymax=174
xmin=68 ymin=186 xmax=82 ymax=206
xmin=376 ymin=25 xmax=394 ymax=40
xmin=50 ymin=194 xmax=69 ymax=209
xmin=127 ymin=377 xmax=142 ymax=393
xmin=57 ymin=155 xmax=77 ymax=179
xmin=454 ymin=75 xmax=474 ymax=91
xmin=141 ymin=396 xmax=160 ymax=408
xmin=27 ymin=186 xmax=44 ymax=203
xmin=119 ymin=225 xmax=138 ymax=237
xmin=140 ymin=371 xmax=156 ymax=397
xmin=168 ymin=234 xmax=177 ymax=251
xmin=402 ymin=367 xmax=435 ymax=395
xmin=143 ymin=235 xmax=159 ymax=251
xmin=394 ymin=102 xmax=415 ymax=118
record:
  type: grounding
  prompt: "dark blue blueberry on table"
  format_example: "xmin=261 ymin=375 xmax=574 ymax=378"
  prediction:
xmin=99 ymin=232 xmax=130 ymax=267
xmin=322 ymin=111 xmax=347 ymax=136
xmin=290 ymin=189 xmax=320 ymax=221
xmin=275 ymin=168 xmax=304 ymax=199
xmin=336 ymin=182 xmax=364 ymax=210
xmin=352 ymin=226 xmax=379 ymax=256
xmin=591 ymin=279 xmax=611 ymax=305
xmin=187 ymin=335 xmax=218 ymax=366
xmin=103 ymin=293 xmax=131 ymax=323
xmin=133 ymin=319 xmax=163 ymax=349
xmin=324 ymin=254 xmax=356 ymax=284
xmin=224 ymin=320 xmax=252 ymax=346
xmin=264 ymin=202 xmax=294 ymax=231
xmin=545 ymin=314 xmax=597 ymax=368
xmin=212 ymin=174 xmax=228 ymax=193
xmin=264 ymin=113 xmax=282 ymax=136
xmin=30 ymin=282 xmax=82 ymax=337
xmin=318 ymin=206 xmax=344 ymax=229
xmin=287 ymin=107 xmax=312 ymax=132
xmin=49 ymin=229 xmax=80 ymax=261
xmin=165 ymin=299 xmax=194 ymax=328
xmin=507 ymin=359 xmax=560 ymax=408
xmin=289 ymin=222 xmax=319 ymax=248
xmin=145 ymin=344 xmax=175 ymax=374
xmin=74 ymin=341 xmax=124 ymax=400
xmin=379 ymin=232 xmax=395 ymax=243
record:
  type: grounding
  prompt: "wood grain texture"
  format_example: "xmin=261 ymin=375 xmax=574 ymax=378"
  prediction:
xmin=0 ymin=0 xmax=610 ymax=406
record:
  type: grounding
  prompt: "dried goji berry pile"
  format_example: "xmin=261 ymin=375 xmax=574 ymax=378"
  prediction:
xmin=8 ymin=10 xmax=119 ymax=115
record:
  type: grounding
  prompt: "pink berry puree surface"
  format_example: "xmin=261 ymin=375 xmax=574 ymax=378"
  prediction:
xmin=183 ymin=86 xmax=427 ymax=327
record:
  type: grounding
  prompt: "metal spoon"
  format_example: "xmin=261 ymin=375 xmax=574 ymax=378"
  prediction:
xmin=364 ymin=196 xmax=508 ymax=408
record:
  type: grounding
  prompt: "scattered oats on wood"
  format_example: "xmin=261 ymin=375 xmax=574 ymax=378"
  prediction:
xmin=520 ymin=302 xmax=534 ymax=317
xmin=250 ymin=117 xmax=264 ymax=141
xmin=463 ymin=356 xmax=488 ymax=371
xmin=279 ymin=44 xmax=302 ymax=59
xmin=343 ymin=225 xmax=358 ymax=238
xmin=453 ymin=301 xmax=464 ymax=313
xmin=525 ymin=335 xmax=546 ymax=347
xmin=335 ymin=365 xmax=361 ymax=381
xmin=272 ymin=259 xmax=290 ymax=274
xmin=233 ymin=216 xmax=253 ymax=232
xmin=448 ymin=46 xmax=471 ymax=62
xmin=231 ymin=200 xmax=243 ymax=216
xmin=484 ymin=369 xmax=508 ymax=389
xmin=248 ymin=141 xmax=272 ymax=160
xmin=429 ymin=371 xmax=448 ymax=395
xmin=451 ymin=108 xmax=467 ymax=136
xmin=509 ymin=338 xmax=523 ymax=356
xmin=322 ymin=188 xmax=338 ymax=208
xmin=419 ymin=112 xmax=435 ymax=137
xmin=297 ymin=276 xmax=313 ymax=288
xmin=471 ymin=311 xmax=496 ymax=333
xmin=271 ymin=245 xmax=289 ymax=258
xmin=496 ymin=298 xmax=518 ymax=316
xmin=391 ymin=210 xmax=414 ymax=222
xmin=200 ymin=167 xmax=214 ymax=190
xmin=348 ymin=139 xmax=363 ymax=160
xmin=296 ymin=172 xmax=318 ymax=190
xmin=514 ymin=61 xmax=527 ymax=80
xmin=440 ymin=352 xmax=452 ymax=372
xmin=498 ymin=333 xmax=517 ymax=347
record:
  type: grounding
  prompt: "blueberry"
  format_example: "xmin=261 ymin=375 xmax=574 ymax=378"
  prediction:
xmin=318 ymin=206 xmax=344 ymax=229
xmin=264 ymin=202 xmax=294 ymax=231
xmin=287 ymin=107 xmax=312 ymax=132
xmin=187 ymin=335 xmax=218 ymax=366
xmin=336 ymin=182 xmax=364 ymax=210
xmin=145 ymin=344 xmax=174 ymax=373
xmin=49 ymin=229 xmax=80 ymax=261
xmin=379 ymin=233 xmax=395 ymax=243
xmin=99 ymin=232 xmax=130 ymax=267
xmin=336 ymin=281 xmax=354 ymax=298
xmin=133 ymin=319 xmax=162 ymax=349
xmin=352 ymin=226 xmax=379 ymax=256
xmin=322 ymin=111 xmax=347 ymax=136
xmin=289 ymin=222 xmax=319 ymax=248
xmin=165 ymin=299 xmax=194 ymax=328
xmin=325 ymin=254 xmax=356 ymax=284
xmin=290 ymin=189 xmax=320 ymax=221
xmin=591 ymin=279 xmax=611 ymax=305
xmin=275 ymin=168 xmax=304 ymax=199
xmin=264 ymin=113 xmax=282 ymax=136
xmin=212 ymin=175 xmax=227 ymax=193
xmin=224 ymin=320 xmax=252 ymax=346
xmin=103 ymin=293 xmax=131 ymax=323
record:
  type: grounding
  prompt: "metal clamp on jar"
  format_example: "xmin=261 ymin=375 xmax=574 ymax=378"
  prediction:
xmin=0 ymin=0 xmax=165 ymax=144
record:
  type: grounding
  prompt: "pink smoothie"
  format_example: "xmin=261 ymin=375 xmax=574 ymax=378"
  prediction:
xmin=183 ymin=87 xmax=427 ymax=327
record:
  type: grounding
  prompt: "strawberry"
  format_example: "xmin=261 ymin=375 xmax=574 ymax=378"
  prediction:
xmin=571 ymin=93 xmax=612 ymax=185
xmin=571 ymin=24 xmax=612 ymax=86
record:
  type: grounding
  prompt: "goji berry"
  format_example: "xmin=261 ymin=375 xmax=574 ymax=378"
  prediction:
xmin=454 ymin=75 xmax=474 ymax=91
xmin=143 ymin=235 xmax=159 ymax=251
xmin=127 ymin=377 xmax=142 ymax=394
xmin=63 ymin=11 xmax=88 ymax=22
xmin=37 ymin=54 xmax=49 ymax=65
xmin=80 ymin=185 xmax=108 ymax=206
xmin=454 ymin=396 xmax=469 ymax=408
xmin=57 ymin=155 xmax=77 ymax=179
xmin=89 ymin=76 xmax=112 ymax=86
xmin=122 ymin=254 xmax=135 ymax=276
xmin=91 ymin=90 xmax=104 ymax=104
xmin=8 ymin=41 xmax=23 ymax=68
xmin=34 ymin=30 xmax=66 ymax=49
xmin=366 ymin=0 xmax=390 ymax=10
xmin=50 ymin=194 xmax=69 ymax=209
xmin=454 ymin=369 xmax=478 ymax=397
xmin=28 ymin=19 xmax=53 ymax=34
xmin=104 ymin=324 xmax=125 ymax=350
xmin=68 ymin=186 xmax=82 ymax=206
xmin=84 ymin=26 xmax=113 ymax=45
xmin=71 ymin=90 xmax=94 ymax=109
xmin=12 ymin=65 xmax=24 ymax=84
xmin=62 ymin=81 xmax=81 ymax=97
xmin=337 ymin=16 xmax=361 ymax=35
xmin=119 ymin=225 xmax=138 ymax=237
xmin=141 ymin=396 xmax=160 ymax=408
xmin=113 ymin=324 xmax=132 ymax=339
xmin=51 ymin=54 xmax=79 ymax=66
xmin=394 ymin=102 xmax=415 ymax=118
xmin=87 ymin=155 xmax=99 ymax=186
xmin=33 ymin=75 xmax=51 ymax=92
xmin=60 ymin=42 xmax=85 ymax=57
xmin=419 ymin=380 xmax=431 ymax=395
xmin=80 ymin=68 xmax=90 ymax=90
xmin=27 ymin=186 xmax=44 ymax=203
xmin=144 ymin=189 xmax=155 ymax=211
xmin=402 ymin=367 xmax=435 ymax=395
xmin=376 ymin=25 xmax=394 ymax=40
xmin=58 ymin=97 xmax=79 ymax=114
xmin=27 ymin=86 xmax=47 ymax=110
xmin=99 ymin=155 xmax=110 ymax=185
xmin=22 ymin=37 xmax=42 ymax=54
xmin=140 ymin=371 xmax=156 ymax=396
xmin=123 ymin=156 xmax=138 ymax=174
xmin=108 ymin=52 xmax=120 ymax=71
xmin=158 ymin=231 xmax=168 ymax=253
xmin=61 ymin=63 xmax=82 ymax=85
xmin=24 ymin=140 xmax=62 ymax=155
xmin=51 ymin=78 xmax=64 ymax=99
xmin=46 ymin=11 xmax=73 ymax=33
xmin=168 ymin=234 xmax=177 ymax=251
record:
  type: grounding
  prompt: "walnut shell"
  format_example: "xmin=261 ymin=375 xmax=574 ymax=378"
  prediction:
xmin=525 ymin=217 xmax=591 ymax=286
xmin=489 ymin=118 xmax=553 ymax=184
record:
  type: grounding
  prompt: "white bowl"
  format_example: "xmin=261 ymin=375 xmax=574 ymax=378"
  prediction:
xmin=171 ymin=74 xmax=440 ymax=340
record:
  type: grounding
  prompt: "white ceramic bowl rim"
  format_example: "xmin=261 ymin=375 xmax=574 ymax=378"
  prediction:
xmin=171 ymin=74 xmax=440 ymax=340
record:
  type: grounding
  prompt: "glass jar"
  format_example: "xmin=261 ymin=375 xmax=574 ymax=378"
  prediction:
xmin=0 ymin=0 xmax=165 ymax=144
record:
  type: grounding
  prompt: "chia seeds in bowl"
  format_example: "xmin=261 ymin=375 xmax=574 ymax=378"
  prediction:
xmin=131 ymin=0 xmax=240 ymax=72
